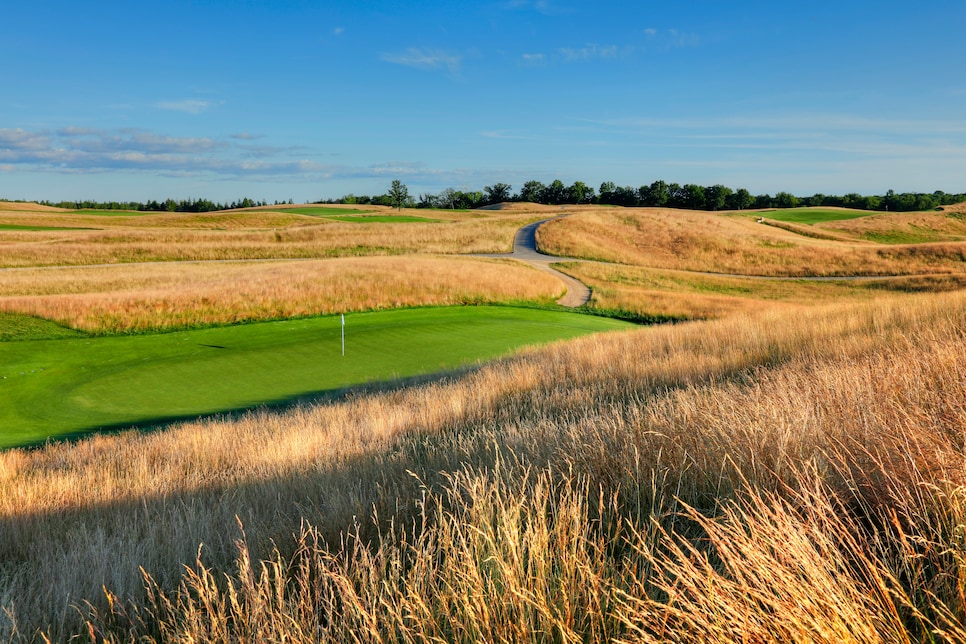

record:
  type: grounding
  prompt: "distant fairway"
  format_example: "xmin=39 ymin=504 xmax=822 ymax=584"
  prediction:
xmin=0 ymin=307 xmax=633 ymax=448
xmin=761 ymin=208 xmax=876 ymax=225
xmin=0 ymin=224 xmax=98 ymax=231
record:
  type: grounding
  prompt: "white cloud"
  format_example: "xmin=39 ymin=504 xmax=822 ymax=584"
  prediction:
xmin=500 ymin=0 xmax=566 ymax=15
xmin=333 ymin=26 xmax=344 ymax=36
xmin=154 ymin=99 xmax=214 ymax=115
xmin=520 ymin=53 xmax=545 ymax=65
xmin=0 ymin=128 xmax=51 ymax=152
xmin=0 ymin=127 xmax=330 ymax=179
xmin=380 ymin=48 xmax=462 ymax=74
xmin=481 ymin=130 xmax=537 ymax=141
xmin=557 ymin=44 xmax=620 ymax=62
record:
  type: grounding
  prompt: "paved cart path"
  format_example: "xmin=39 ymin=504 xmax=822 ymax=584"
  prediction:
xmin=472 ymin=215 xmax=592 ymax=307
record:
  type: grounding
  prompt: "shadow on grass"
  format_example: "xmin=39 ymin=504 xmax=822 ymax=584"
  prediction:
xmin=11 ymin=364 xmax=488 ymax=452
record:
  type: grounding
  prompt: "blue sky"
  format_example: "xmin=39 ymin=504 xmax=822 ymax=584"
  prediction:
xmin=2 ymin=0 xmax=965 ymax=202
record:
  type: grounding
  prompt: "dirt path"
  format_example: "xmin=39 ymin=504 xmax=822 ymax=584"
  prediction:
xmin=472 ymin=215 xmax=592 ymax=307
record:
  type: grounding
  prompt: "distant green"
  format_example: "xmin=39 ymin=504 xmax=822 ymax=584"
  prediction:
xmin=278 ymin=207 xmax=440 ymax=223
xmin=0 ymin=307 xmax=633 ymax=448
xmin=71 ymin=209 xmax=148 ymax=217
xmin=324 ymin=214 xmax=442 ymax=223
xmin=0 ymin=224 xmax=98 ymax=231
xmin=762 ymin=208 xmax=876 ymax=225
xmin=281 ymin=207 xmax=373 ymax=216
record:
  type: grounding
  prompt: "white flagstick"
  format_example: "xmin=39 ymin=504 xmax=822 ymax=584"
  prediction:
xmin=341 ymin=313 xmax=345 ymax=356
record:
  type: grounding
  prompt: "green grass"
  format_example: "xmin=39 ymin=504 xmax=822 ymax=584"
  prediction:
xmin=0 ymin=313 xmax=88 ymax=342
xmin=280 ymin=207 xmax=374 ymax=216
xmin=276 ymin=207 xmax=441 ymax=222
xmin=861 ymin=229 xmax=945 ymax=244
xmin=0 ymin=307 xmax=633 ymax=448
xmin=761 ymin=208 xmax=876 ymax=225
xmin=324 ymin=214 xmax=442 ymax=223
xmin=71 ymin=209 xmax=149 ymax=217
xmin=0 ymin=224 xmax=98 ymax=231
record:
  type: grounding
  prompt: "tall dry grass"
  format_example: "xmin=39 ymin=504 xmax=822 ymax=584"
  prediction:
xmin=0 ymin=256 xmax=563 ymax=332
xmin=537 ymin=208 xmax=966 ymax=277
xmin=3 ymin=291 xmax=966 ymax=640
xmin=0 ymin=213 xmax=533 ymax=268
xmin=557 ymin=260 xmax=966 ymax=321
xmin=817 ymin=209 xmax=966 ymax=242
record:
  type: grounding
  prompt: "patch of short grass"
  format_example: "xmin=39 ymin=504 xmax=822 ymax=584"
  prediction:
xmin=762 ymin=208 xmax=876 ymax=225
xmin=0 ymin=224 xmax=98 ymax=231
xmin=0 ymin=313 xmax=87 ymax=342
xmin=280 ymin=207 xmax=374 ymax=216
xmin=70 ymin=209 xmax=149 ymax=217
xmin=325 ymin=215 xmax=443 ymax=223
xmin=0 ymin=306 xmax=633 ymax=448
xmin=861 ymin=229 xmax=943 ymax=244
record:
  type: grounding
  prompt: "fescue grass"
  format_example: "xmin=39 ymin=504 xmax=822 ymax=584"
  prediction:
xmin=3 ymin=292 xmax=966 ymax=641
xmin=0 ymin=211 xmax=532 ymax=267
xmin=537 ymin=208 xmax=966 ymax=277
xmin=556 ymin=261 xmax=966 ymax=321
xmin=4 ymin=202 xmax=966 ymax=641
xmin=0 ymin=256 xmax=565 ymax=333
xmin=0 ymin=306 xmax=632 ymax=448
xmin=807 ymin=210 xmax=966 ymax=244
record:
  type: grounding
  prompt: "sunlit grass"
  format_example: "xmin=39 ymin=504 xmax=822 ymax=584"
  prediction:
xmin=0 ymin=256 xmax=564 ymax=333
xmin=3 ymin=292 xmax=966 ymax=640
xmin=0 ymin=306 xmax=631 ymax=448
xmin=538 ymin=208 xmax=966 ymax=276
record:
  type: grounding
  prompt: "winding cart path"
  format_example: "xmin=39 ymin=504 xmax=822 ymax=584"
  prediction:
xmin=473 ymin=215 xmax=592 ymax=308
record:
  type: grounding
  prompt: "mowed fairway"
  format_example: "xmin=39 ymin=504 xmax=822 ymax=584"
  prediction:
xmin=0 ymin=306 xmax=632 ymax=448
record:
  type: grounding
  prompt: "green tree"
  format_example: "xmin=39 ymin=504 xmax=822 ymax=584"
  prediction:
xmin=680 ymin=184 xmax=706 ymax=210
xmin=484 ymin=183 xmax=512 ymax=205
xmin=541 ymin=179 xmax=567 ymax=204
xmin=705 ymin=184 xmax=732 ymax=211
xmin=726 ymin=188 xmax=754 ymax=210
xmin=568 ymin=181 xmax=593 ymax=204
xmin=388 ymin=180 xmax=410 ymax=210
xmin=642 ymin=180 xmax=669 ymax=207
xmin=520 ymin=180 xmax=546 ymax=203
xmin=774 ymin=191 xmax=799 ymax=209
xmin=598 ymin=181 xmax=617 ymax=205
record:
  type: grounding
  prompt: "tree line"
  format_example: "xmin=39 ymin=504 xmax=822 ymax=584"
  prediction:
xmin=35 ymin=197 xmax=293 ymax=212
xmin=10 ymin=179 xmax=965 ymax=214
xmin=325 ymin=180 xmax=966 ymax=213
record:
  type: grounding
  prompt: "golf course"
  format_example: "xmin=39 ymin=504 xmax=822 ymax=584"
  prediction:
xmin=5 ymin=199 xmax=966 ymax=642
xmin=0 ymin=306 xmax=631 ymax=448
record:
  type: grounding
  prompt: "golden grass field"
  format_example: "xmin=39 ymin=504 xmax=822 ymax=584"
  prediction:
xmin=4 ymin=201 xmax=966 ymax=641
xmin=0 ymin=205 xmax=532 ymax=268
xmin=0 ymin=257 xmax=563 ymax=333
xmin=537 ymin=207 xmax=966 ymax=277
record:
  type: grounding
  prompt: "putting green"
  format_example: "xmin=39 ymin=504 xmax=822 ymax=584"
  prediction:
xmin=0 ymin=307 xmax=633 ymax=448
xmin=761 ymin=208 xmax=875 ymax=225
